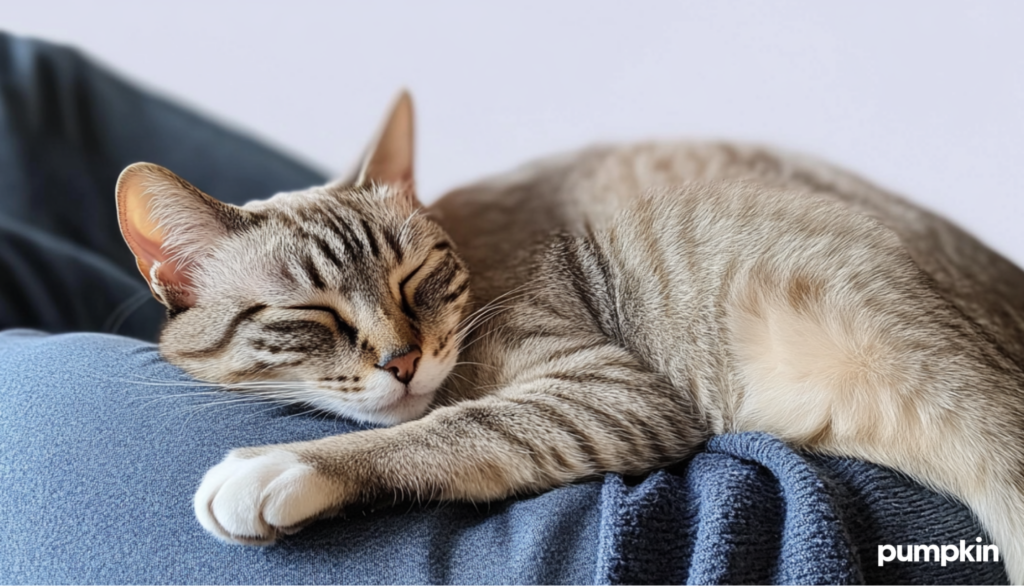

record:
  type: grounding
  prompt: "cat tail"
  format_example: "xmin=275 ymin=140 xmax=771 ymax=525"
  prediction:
xmin=968 ymin=479 xmax=1024 ymax=584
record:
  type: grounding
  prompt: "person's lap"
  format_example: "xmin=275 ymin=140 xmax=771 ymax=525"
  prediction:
xmin=0 ymin=330 xmax=602 ymax=584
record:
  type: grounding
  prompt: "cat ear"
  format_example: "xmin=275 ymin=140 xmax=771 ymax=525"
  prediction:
xmin=116 ymin=162 xmax=245 ymax=311
xmin=349 ymin=90 xmax=416 ymax=194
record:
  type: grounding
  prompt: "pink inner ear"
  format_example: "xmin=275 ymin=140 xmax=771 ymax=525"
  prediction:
xmin=127 ymin=222 xmax=196 ymax=305
xmin=118 ymin=168 xmax=196 ymax=305
xmin=155 ymin=256 xmax=195 ymax=290
xmin=129 ymin=225 xmax=165 ymax=275
xmin=121 ymin=198 xmax=169 ymax=275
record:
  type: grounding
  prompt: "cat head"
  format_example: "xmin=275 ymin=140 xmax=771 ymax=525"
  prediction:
xmin=116 ymin=92 xmax=470 ymax=425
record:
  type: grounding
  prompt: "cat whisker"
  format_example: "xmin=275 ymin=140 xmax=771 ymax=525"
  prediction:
xmin=240 ymin=401 xmax=305 ymax=421
xmin=451 ymin=287 xmax=546 ymax=346
xmin=451 ymin=361 xmax=499 ymax=370
xmin=454 ymin=318 xmax=523 ymax=353
xmin=122 ymin=380 xmax=233 ymax=389
xmin=453 ymin=280 xmax=543 ymax=331
xmin=103 ymin=289 xmax=155 ymax=334
xmin=179 ymin=397 xmax=268 ymax=410
xmin=453 ymin=281 xmax=539 ymax=327
xmin=128 ymin=391 xmax=242 ymax=407
xmin=451 ymin=305 xmax=517 ymax=347
xmin=279 ymin=405 xmax=328 ymax=420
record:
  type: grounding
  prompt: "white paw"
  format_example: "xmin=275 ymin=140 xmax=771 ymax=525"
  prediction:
xmin=194 ymin=450 xmax=336 ymax=544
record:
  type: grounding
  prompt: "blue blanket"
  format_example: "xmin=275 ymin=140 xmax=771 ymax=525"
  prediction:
xmin=598 ymin=433 xmax=1005 ymax=584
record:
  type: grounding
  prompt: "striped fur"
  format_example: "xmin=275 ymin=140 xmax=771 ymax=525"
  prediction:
xmin=119 ymin=105 xmax=1024 ymax=580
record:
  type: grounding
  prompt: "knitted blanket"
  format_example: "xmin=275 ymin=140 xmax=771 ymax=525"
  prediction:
xmin=596 ymin=432 xmax=1007 ymax=584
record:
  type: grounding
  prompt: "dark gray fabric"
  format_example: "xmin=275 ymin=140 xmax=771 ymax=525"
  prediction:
xmin=0 ymin=31 xmax=327 ymax=338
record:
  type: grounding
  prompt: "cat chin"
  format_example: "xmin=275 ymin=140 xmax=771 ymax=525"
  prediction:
xmin=339 ymin=390 xmax=434 ymax=426
xmin=367 ymin=391 xmax=436 ymax=425
xmin=298 ymin=383 xmax=436 ymax=426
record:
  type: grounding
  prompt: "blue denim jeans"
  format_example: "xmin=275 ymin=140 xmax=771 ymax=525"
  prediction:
xmin=0 ymin=330 xmax=601 ymax=583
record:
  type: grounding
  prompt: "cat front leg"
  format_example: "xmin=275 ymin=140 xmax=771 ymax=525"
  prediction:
xmin=194 ymin=345 xmax=707 ymax=544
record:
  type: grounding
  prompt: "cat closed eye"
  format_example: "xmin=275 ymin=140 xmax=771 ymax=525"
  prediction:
xmin=287 ymin=305 xmax=358 ymax=345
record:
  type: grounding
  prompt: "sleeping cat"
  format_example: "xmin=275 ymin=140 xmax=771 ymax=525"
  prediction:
xmin=116 ymin=93 xmax=1024 ymax=582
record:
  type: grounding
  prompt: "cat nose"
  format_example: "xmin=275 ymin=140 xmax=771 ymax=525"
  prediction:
xmin=377 ymin=345 xmax=422 ymax=384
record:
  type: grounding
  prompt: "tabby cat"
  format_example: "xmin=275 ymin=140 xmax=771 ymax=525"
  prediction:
xmin=116 ymin=93 xmax=1024 ymax=583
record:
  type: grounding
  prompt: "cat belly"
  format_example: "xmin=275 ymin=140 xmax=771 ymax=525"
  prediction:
xmin=724 ymin=273 xmax=939 ymax=454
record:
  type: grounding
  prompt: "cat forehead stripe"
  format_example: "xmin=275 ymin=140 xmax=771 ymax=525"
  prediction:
xmin=270 ymin=201 xmax=405 ymax=268
xmin=360 ymin=218 xmax=382 ymax=258
xmin=175 ymin=304 xmax=268 ymax=358
xmin=301 ymin=255 xmax=327 ymax=290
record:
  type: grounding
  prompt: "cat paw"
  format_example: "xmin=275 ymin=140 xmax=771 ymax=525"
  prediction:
xmin=194 ymin=450 xmax=336 ymax=544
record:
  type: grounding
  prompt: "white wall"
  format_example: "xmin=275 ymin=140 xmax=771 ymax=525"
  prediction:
xmin=7 ymin=1 xmax=1024 ymax=266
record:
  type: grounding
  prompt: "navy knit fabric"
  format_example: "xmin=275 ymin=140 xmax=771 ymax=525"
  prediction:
xmin=596 ymin=434 xmax=1007 ymax=584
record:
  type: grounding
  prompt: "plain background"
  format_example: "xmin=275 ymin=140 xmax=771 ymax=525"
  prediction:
xmin=6 ymin=1 xmax=1023 ymax=266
